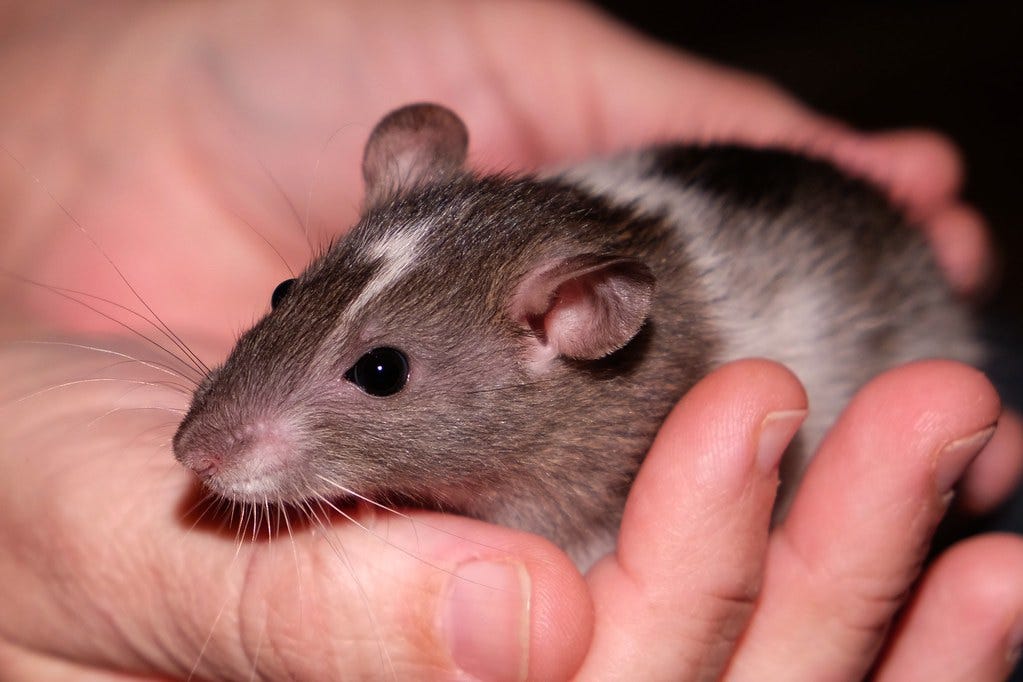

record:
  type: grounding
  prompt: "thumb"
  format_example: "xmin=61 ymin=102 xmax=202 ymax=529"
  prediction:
xmin=186 ymin=511 xmax=592 ymax=681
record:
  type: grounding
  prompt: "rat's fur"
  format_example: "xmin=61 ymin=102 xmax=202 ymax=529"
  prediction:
xmin=174 ymin=104 xmax=979 ymax=567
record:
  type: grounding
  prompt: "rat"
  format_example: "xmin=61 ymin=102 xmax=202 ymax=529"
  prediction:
xmin=173 ymin=102 xmax=981 ymax=568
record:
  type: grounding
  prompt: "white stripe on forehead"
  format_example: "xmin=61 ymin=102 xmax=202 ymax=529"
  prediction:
xmin=344 ymin=220 xmax=432 ymax=322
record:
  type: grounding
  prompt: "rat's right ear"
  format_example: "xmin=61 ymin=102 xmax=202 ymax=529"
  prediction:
xmin=362 ymin=103 xmax=469 ymax=207
xmin=510 ymin=253 xmax=656 ymax=368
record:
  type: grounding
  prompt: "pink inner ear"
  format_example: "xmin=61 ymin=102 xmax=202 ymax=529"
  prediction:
xmin=546 ymin=278 xmax=601 ymax=356
xmin=524 ymin=279 xmax=590 ymax=342
xmin=512 ymin=255 xmax=655 ymax=364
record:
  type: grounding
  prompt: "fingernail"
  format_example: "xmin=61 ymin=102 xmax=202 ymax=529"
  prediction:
xmin=935 ymin=425 xmax=996 ymax=493
xmin=443 ymin=560 xmax=530 ymax=682
xmin=757 ymin=409 xmax=807 ymax=472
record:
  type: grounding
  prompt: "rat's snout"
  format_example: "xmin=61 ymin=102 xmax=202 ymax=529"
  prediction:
xmin=173 ymin=412 xmax=307 ymax=503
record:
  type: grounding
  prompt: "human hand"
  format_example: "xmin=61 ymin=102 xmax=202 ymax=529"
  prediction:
xmin=1 ymin=0 xmax=1019 ymax=679
xmin=0 ymin=0 xmax=991 ymax=327
xmin=3 ymin=345 xmax=1020 ymax=680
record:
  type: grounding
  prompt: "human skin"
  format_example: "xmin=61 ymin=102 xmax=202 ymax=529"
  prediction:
xmin=1 ymin=1 xmax=1022 ymax=680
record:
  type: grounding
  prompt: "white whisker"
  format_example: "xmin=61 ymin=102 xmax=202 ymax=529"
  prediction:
xmin=8 ymin=339 xmax=197 ymax=384
xmin=9 ymin=376 xmax=183 ymax=406
xmin=308 ymin=495 xmax=397 ymax=681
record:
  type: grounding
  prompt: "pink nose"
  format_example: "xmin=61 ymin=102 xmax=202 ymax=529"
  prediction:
xmin=179 ymin=451 xmax=222 ymax=480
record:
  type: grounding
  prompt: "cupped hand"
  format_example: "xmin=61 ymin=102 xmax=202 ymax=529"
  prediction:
xmin=1 ymin=0 xmax=1020 ymax=679
xmin=3 ymin=348 xmax=1021 ymax=680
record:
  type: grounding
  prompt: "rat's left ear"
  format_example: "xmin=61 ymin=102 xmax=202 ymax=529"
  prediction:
xmin=362 ymin=103 xmax=468 ymax=207
xmin=511 ymin=253 xmax=655 ymax=365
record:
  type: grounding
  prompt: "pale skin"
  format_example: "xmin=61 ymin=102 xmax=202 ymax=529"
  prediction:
xmin=1 ymin=1 xmax=1022 ymax=680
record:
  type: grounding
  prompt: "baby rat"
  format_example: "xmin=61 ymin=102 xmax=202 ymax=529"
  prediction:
xmin=173 ymin=103 xmax=980 ymax=568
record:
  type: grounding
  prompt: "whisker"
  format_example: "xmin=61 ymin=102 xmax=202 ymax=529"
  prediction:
xmin=183 ymin=494 xmax=220 ymax=536
xmin=10 ymin=276 xmax=207 ymax=378
xmin=254 ymin=157 xmax=314 ymax=258
xmin=314 ymin=474 xmax=413 ymax=521
xmin=75 ymin=357 xmax=194 ymax=394
xmin=9 ymin=340 xmax=197 ymax=384
xmin=88 ymin=360 xmax=194 ymax=395
xmin=320 ymin=477 xmax=415 ymax=550
xmin=225 ymin=205 xmax=297 ymax=279
xmin=84 ymin=405 xmax=186 ymax=431
xmin=6 ymin=274 xmax=206 ymax=380
xmin=122 ymin=421 xmax=180 ymax=450
xmin=312 ymin=474 xmax=508 ymax=553
xmin=187 ymin=518 xmax=250 ymax=682
xmin=303 ymin=124 xmax=356 ymax=247
xmin=251 ymin=500 xmax=262 ymax=543
xmin=308 ymin=495 xmax=397 ymax=680
xmin=0 ymin=148 xmax=211 ymax=376
xmin=8 ymin=376 xmax=185 ymax=405
xmin=310 ymin=492 xmax=486 ymax=586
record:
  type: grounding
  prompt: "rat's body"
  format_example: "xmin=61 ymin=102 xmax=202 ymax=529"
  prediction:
xmin=174 ymin=104 xmax=979 ymax=567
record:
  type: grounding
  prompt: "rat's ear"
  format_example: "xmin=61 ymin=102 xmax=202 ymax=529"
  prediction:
xmin=362 ymin=103 xmax=469 ymax=207
xmin=511 ymin=254 xmax=655 ymax=365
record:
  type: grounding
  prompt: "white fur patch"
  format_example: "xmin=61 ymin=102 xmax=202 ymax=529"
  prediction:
xmin=345 ymin=221 xmax=431 ymax=322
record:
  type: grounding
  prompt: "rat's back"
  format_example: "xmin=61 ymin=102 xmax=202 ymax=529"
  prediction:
xmin=557 ymin=144 xmax=982 ymax=480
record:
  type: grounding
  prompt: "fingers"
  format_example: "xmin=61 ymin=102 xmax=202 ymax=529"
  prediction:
xmin=829 ymin=130 xmax=964 ymax=213
xmin=576 ymin=359 xmax=808 ymax=679
xmin=827 ymin=130 xmax=993 ymax=295
xmin=725 ymin=361 xmax=1001 ymax=680
xmin=876 ymin=534 xmax=1023 ymax=682
xmin=917 ymin=204 xmax=993 ymax=296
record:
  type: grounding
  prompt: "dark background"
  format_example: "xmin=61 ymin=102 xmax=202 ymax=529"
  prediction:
xmin=594 ymin=2 xmax=1022 ymax=675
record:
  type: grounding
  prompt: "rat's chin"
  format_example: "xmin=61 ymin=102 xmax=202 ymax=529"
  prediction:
xmin=215 ymin=478 xmax=280 ymax=505
xmin=202 ymin=473 xmax=288 ymax=503
xmin=198 ymin=471 xmax=363 ymax=510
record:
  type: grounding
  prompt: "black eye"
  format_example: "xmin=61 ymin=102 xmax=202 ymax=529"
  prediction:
xmin=271 ymin=278 xmax=296 ymax=309
xmin=345 ymin=347 xmax=409 ymax=397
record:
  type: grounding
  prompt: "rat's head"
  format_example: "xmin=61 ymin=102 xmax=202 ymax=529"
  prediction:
xmin=173 ymin=104 xmax=658 ymax=533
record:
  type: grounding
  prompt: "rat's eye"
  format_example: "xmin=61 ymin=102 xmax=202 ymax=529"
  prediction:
xmin=346 ymin=347 xmax=409 ymax=397
xmin=271 ymin=278 xmax=296 ymax=309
